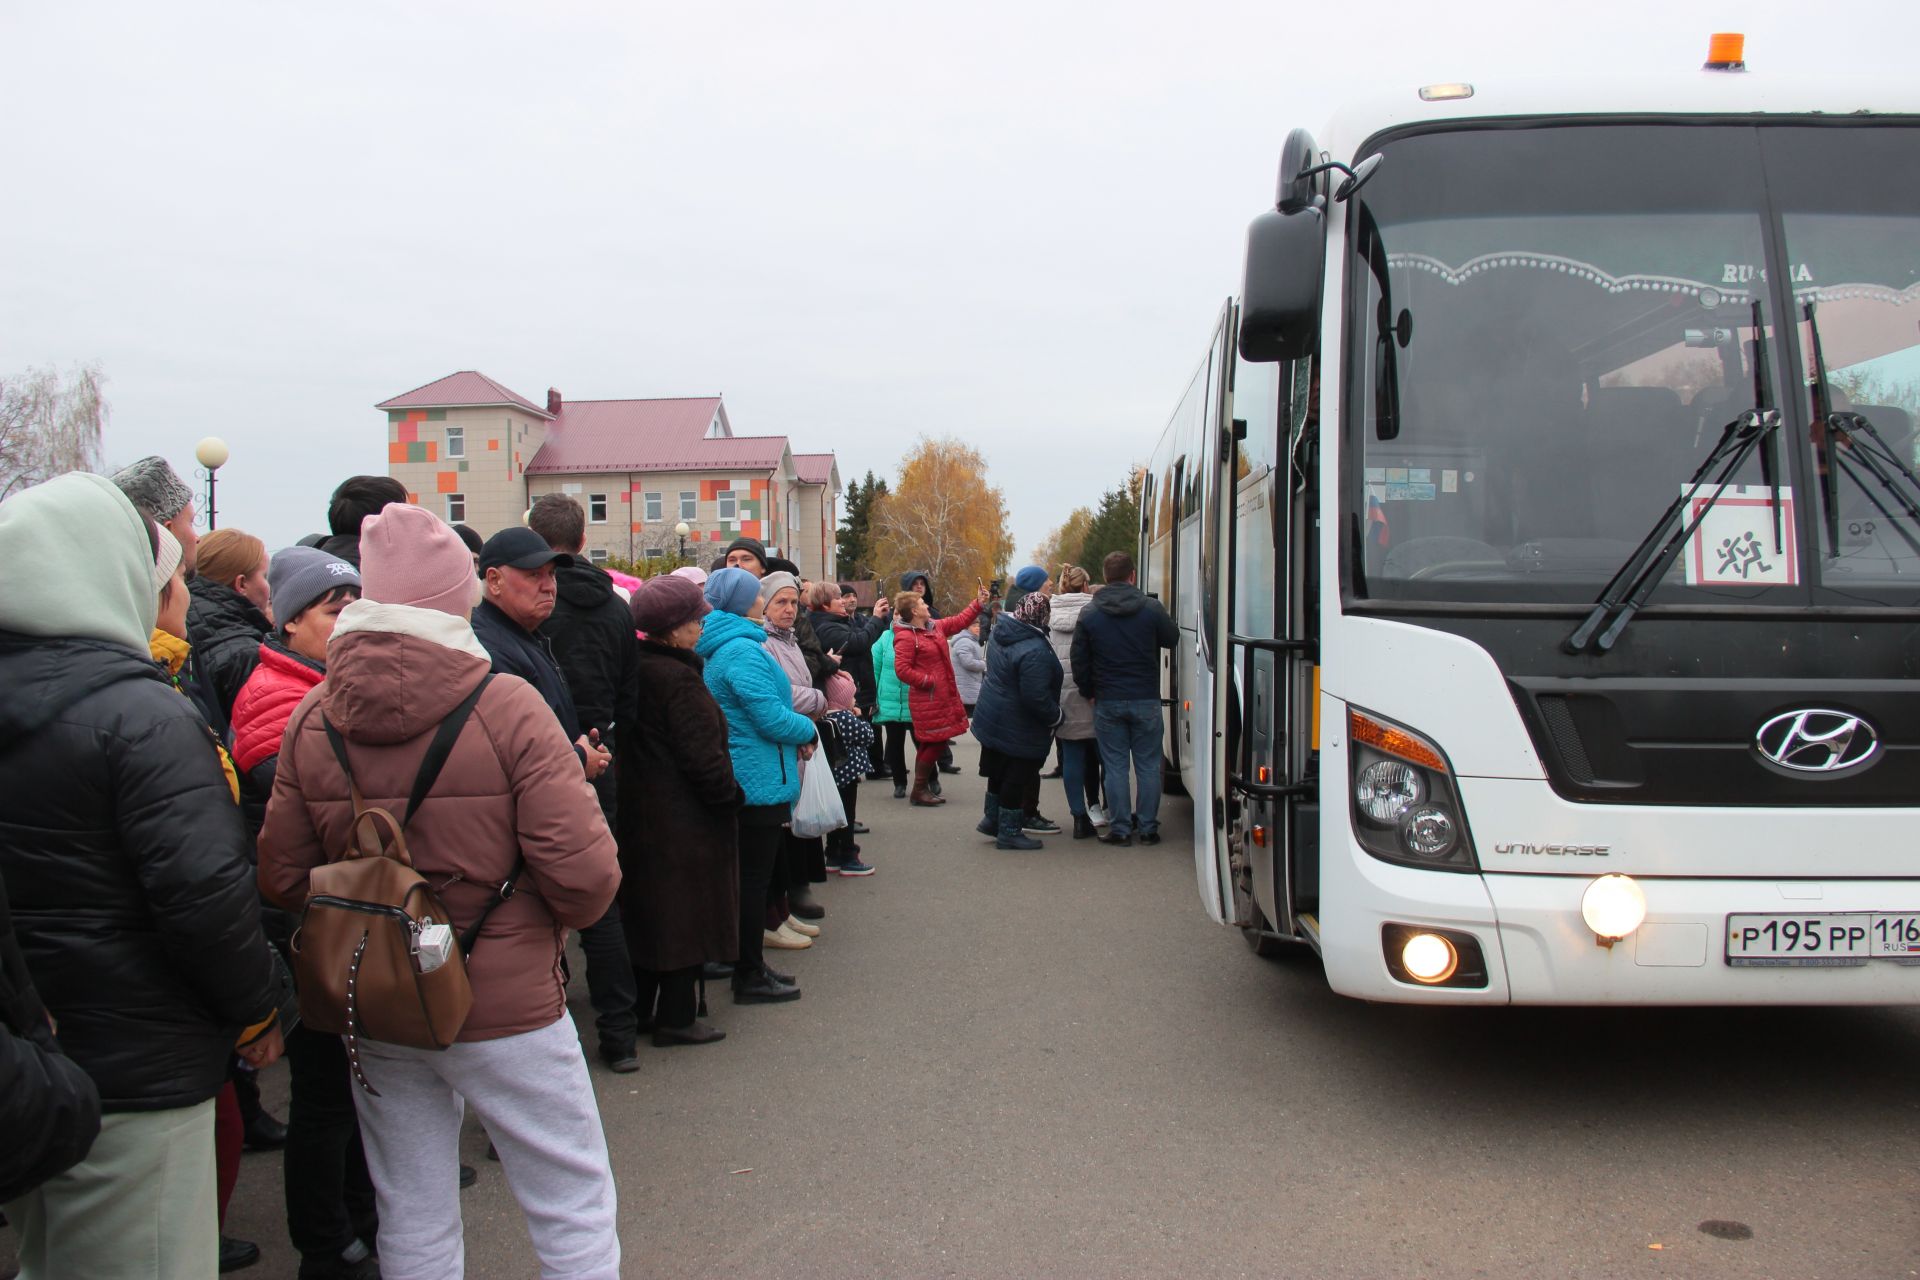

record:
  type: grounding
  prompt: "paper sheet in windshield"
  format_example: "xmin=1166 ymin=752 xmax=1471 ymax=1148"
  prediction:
xmin=1685 ymin=485 xmax=1799 ymax=587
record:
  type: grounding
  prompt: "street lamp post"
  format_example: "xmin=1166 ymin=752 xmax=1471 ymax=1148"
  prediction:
xmin=194 ymin=437 xmax=229 ymax=530
xmin=674 ymin=520 xmax=690 ymax=562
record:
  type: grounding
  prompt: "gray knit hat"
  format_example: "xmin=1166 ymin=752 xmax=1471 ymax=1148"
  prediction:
xmin=110 ymin=456 xmax=194 ymax=523
xmin=268 ymin=545 xmax=360 ymax=635
xmin=758 ymin=570 xmax=800 ymax=607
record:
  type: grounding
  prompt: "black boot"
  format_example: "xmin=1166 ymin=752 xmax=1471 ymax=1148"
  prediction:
xmin=976 ymin=793 xmax=1001 ymax=836
xmin=1073 ymin=814 xmax=1096 ymax=839
xmin=996 ymin=808 xmax=1044 ymax=851
xmin=893 ymin=782 xmax=907 ymax=799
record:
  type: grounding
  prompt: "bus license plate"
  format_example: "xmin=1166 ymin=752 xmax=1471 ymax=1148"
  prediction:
xmin=1725 ymin=913 xmax=1920 ymax=967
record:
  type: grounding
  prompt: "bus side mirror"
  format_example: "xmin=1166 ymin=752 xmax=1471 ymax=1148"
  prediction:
xmin=1238 ymin=206 xmax=1325 ymax=363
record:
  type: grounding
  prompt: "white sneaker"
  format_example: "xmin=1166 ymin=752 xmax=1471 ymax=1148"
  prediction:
xmin=1088 ymin=804 xmax=1109 ymax=827
xmin=764 ymin=924 xmax=812 ymax=949
xmin=784 ymin=915 xmax=821 ymax=938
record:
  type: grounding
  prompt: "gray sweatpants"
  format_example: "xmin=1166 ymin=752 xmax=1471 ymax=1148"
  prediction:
xmin=352 ymin=1015 xmax=619 ymax=1280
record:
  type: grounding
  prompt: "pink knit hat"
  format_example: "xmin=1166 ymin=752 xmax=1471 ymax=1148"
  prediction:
xmin=358 ymin=503 xmax=476 ymax=617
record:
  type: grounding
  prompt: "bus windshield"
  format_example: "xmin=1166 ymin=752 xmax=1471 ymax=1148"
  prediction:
xmin=1348 ymin=122 xmax=1920 ymax=608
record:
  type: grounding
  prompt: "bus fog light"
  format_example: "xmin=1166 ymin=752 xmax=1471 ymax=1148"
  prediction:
xmin=1401 ymin=932 xmax=1459 ymax=983
xmin=1356 ymin=760 xmax=1424 ymax=824
xmin=1581 ymin=874 xmax=1647 ymax=941
xmin=1399 ymin=804 xmax=1456 ymax=858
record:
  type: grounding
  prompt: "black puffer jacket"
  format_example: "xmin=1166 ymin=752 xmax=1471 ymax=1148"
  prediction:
xmin=539 ymin=561 xmax=639 ymax=740
xmin=0 ymin=632 xmax=279 ymax=1112
xmin=185 ymin=576 xmax=271 ymax=734
xmin=810 ymin=607 xmax=887 ymax=708
xmin=0 ymin=869 xmax=100 ymax=1202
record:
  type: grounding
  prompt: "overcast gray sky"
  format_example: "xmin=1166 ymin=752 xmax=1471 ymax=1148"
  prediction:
xmin=2 ymin=1 xmax=1908 ymax=563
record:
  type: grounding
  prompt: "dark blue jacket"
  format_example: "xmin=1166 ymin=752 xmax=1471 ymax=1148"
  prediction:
xmin=0 ymin=865 xmax=100 ymax=1201
xmin=1070 ymin=583 xmax=1177 ymax=703
xmin=971 ymin=613 xmax=1063 ymax=760
xmin=473 ymin=600 xmax=583 ymax=760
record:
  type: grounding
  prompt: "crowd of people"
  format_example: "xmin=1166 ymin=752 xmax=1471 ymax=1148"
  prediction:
xmin=0 ymin=459 xmax=1180 ymax=1280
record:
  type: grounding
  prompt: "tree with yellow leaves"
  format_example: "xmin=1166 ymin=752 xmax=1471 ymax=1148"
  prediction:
xmin=1031 ymin=506 xmax=1093 ymax=575
xmin=870 ymin=437 xmax=1013 ymax=614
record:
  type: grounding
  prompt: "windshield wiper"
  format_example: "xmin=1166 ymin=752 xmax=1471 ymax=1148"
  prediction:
xmin=1565 ymin=407 xmax=1784 ymax=654
xmin=1804 ymin=299 xmax=1920 ymax=556
xmin=1827 ymin=414 xmax=1920 ymax=556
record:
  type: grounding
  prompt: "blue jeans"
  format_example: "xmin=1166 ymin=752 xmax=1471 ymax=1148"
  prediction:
xmin=1058 ymin=738 xmax=1099 ymax=817
xmin=1094 ymin=699 xmax=1163 ymax=837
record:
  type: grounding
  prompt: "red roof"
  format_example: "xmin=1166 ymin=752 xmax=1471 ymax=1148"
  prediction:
xmin=793 ymin=453 xmax=838 ymax=486
xmin=524 ymin=397 xmax=790 ymax=475
xmin=376 ymin=371 xmax=551 ymax=419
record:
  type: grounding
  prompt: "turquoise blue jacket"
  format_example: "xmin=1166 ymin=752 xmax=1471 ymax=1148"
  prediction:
xmin=873 ymin=625 xmax=910 ymax=724
xmin=696 ymin=610 xmax=817 ymax=807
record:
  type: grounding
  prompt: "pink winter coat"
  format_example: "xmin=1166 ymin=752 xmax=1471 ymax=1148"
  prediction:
xmin=893 ymin=598 xmax=983 ymax=742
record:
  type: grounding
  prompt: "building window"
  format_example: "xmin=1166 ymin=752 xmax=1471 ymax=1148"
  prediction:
xmin=644 ymin=492 xmax=662 ymax=522
xmin=680 ymin=492 xmax=697 ymax=520
xmin=589 ymin=548 xmax=608 ymax=564
xmin=718 ymin=490 xmax=737 ymax=520
xmin=446 ymin=493 xmax=465 ymax=523
xmin=644 ymin=547 xmax=664 ymax=561
xmin=589 ymin=493 xmax=607 ymax=523
xmin=445 ymin=426 xmax=464 ymax=458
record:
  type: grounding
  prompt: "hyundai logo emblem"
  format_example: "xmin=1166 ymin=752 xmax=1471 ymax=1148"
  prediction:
xmin=1754 ymin=709 xmax=1880 ymax=774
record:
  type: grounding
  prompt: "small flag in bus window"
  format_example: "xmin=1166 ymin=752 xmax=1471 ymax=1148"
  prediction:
xmin=1368 ymin=495 xmax=1392 ymax=547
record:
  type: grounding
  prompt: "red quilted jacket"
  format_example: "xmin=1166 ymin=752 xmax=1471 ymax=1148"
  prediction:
xmin=230 ymin=642 xmax=324 ymax=773
xmin=892 ymin=598 xmax=982 ymax=742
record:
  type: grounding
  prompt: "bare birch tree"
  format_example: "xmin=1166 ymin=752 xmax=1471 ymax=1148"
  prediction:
xmin=0 ymin=364 xmax=107 ymax=500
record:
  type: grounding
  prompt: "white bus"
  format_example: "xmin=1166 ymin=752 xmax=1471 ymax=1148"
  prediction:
xmin=1147 ymin=39 xmax=1920 ymax=1003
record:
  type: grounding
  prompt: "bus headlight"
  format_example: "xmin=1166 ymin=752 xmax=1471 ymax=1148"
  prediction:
xmin=1348 ymin=707 xmax=1477 ymax=872
xmin=1400 ymin=804 xmax=1457 ymax=859
xmin=1581 ymin=874 xmax=1647 ymax=941
xmin=1356 ymin=760 xmax=1424 ymax=823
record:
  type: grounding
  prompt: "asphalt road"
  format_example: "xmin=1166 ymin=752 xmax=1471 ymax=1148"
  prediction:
xmin=11 ymin=737 xmax=1920 ymax=1278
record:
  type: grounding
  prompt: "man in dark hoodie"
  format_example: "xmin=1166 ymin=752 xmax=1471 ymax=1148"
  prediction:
xmin=1071 ymin=551 xmax=1180 ymax=847
xmin=319 ymin=475 xmax=407 ymax=569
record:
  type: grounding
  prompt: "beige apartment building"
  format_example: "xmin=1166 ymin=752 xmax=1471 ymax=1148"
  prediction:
xmin=378 ymin=372 xmax=840 ymax=579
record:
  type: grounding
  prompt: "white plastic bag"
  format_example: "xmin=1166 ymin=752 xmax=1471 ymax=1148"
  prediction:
xmin=790 ymin=733 xmax=847 ymax=838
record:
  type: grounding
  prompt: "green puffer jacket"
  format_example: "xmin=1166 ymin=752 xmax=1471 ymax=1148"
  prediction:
xmin=873 ymin=624 xmax=910 ymax=724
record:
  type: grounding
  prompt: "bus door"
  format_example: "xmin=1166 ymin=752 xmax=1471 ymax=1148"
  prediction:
xmin=1223 ymin=354 xmax=1318 ymax=942
xmin=1193 ymin=300 xmax=1239 ymax=924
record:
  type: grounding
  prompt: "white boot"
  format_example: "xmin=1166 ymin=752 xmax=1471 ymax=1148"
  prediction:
xmin=785 ymin=915 xmax=821 ymax=938
xmin=1088 ymin=803 xmax=1109 ymax=828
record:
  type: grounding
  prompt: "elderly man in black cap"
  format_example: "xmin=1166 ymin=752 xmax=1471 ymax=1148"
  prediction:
xmin=471 ymin=525 xmax=640 ymax=1072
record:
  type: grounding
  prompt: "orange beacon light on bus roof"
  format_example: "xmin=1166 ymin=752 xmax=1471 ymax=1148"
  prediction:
xmin=1704 ymin=33 xmax=1746 ymax=71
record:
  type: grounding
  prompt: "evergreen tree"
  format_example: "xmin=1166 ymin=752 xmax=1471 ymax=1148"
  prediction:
xmin=836 ymin=470 xmax=888 ymax=581
xmin=1075 ymin=473 xmax=1142 ymax=576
